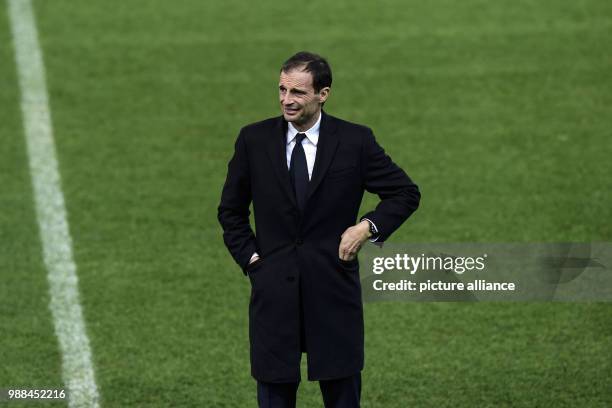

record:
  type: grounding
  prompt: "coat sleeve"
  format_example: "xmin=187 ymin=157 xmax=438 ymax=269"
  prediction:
xmin=359 ymin=129 xmax=421 ymax=242
xmin=217 ymin=129 xmax=258 ymax=274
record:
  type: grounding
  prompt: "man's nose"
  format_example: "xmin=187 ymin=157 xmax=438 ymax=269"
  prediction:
xmin=281 ymin=94 xmax=293 ymax=106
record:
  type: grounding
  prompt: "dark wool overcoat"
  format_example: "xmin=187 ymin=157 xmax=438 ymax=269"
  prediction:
xmin=218 ymin=111 xmax=420 ymax=382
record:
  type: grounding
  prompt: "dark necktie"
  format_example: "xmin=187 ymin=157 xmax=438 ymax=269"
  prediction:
xmin=289 ymin=133 xmax=308 ymax=211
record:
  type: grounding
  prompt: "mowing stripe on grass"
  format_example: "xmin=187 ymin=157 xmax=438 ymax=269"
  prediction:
xmin=7 ymin=0 xmax=100 ymax=406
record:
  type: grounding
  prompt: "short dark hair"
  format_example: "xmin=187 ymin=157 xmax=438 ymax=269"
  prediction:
xmin=281 ymin=51 xmax=332 ymax=93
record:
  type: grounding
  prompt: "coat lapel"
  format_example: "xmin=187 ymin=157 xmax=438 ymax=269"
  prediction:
xmin=265 ymin=116 xmax=297 ymax=208
xmin=306 ymin=111 xmax=339 ymax=204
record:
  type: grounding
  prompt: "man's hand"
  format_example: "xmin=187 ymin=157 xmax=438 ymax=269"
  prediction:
xmin=249 ymin=254 xmax=260 ymax=264
xmin=339 ymin=220 xmax=372 ymax=261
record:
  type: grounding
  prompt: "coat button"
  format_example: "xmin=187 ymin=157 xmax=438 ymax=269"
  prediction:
xmin=287 ymin=276 xmax=295 ymax=282
xmin=296 ymin=238 xmax=303 ymax=246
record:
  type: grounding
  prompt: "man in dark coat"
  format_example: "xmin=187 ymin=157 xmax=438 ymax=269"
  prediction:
xmin=218 ymin=51 xmax=420 ymax=407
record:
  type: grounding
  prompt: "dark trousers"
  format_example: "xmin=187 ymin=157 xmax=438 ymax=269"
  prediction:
xmin=257 ymin=373 xmax=361 ymax=408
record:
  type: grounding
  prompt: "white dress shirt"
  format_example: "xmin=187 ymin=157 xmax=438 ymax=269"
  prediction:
xmin=286 ymin=112 xmax=321 ymax=179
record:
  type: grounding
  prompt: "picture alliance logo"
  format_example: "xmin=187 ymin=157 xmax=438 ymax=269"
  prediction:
xmin=371 ymin=253 xmax=488 ymax=275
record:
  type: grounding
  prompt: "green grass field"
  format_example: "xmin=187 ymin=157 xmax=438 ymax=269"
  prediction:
xmin=1 ymin=0 xmax=611 ymax=406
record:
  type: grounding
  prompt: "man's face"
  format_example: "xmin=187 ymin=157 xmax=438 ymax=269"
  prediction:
xmin=279 ymin=68 xmax=329 ymax=127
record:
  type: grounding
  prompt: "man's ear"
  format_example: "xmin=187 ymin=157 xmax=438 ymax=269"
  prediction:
xmin=318 ymin=87 xmax=331 ymax=104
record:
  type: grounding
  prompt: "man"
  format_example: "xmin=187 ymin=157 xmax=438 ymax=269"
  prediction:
xmin=218 ymin=52 xmax=420 ymax=407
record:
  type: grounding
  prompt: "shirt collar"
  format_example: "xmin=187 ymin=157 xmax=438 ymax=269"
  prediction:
xmin=287 ymin=111 xmax=321 ymax=146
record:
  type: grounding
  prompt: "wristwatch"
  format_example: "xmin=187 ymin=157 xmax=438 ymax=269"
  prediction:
xmin=362 ymin=218 xmax=380 ymax=240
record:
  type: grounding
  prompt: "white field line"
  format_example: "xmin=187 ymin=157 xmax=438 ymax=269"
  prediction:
xmin=7 ymin=0 xmax=100 ymax=406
